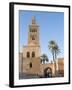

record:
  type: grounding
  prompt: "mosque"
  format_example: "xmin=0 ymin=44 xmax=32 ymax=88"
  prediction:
xmin=19 ymin=16 xmax=64 ymax=78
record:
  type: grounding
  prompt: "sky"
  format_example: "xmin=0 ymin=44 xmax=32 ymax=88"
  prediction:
xmin=19 ymin=10 xmax=64 ymax=61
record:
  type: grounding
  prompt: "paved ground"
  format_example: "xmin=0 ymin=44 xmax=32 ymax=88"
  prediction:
xmin=19 ymin=73 xmax=63 ymax=79
xmin=19 ymin=73 xmax=40 ymax=79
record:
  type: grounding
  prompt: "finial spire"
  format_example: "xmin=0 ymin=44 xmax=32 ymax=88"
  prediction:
xmin=32 ymin=16 xmax=36 ymax=24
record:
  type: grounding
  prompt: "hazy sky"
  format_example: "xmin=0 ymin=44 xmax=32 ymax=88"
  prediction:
xmin=19 ymin=10 xmax=64 ymax=61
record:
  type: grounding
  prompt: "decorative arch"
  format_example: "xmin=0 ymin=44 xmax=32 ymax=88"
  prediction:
xmin=32 ymin=35 xmax=35 ymax=40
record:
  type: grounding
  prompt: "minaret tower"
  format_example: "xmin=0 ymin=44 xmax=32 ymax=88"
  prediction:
xmin=28 ymin=16 xmax=39 ymax=46
xmin=22 ymin=16 xmax=41 ymax=75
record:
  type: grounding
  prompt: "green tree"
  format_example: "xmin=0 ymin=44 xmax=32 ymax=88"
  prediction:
xmin=40 ymin=54 xmax=49 ymax=64
xmin=48 ymin=40 xmax=60 ymax=61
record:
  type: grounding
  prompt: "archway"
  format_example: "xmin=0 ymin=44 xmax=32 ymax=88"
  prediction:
xmin=44 ymin=67 xmax=52 ymax=78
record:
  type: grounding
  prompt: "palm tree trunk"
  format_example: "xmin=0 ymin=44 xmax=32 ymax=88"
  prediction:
xmin=52 ymin=52 xmax=55 ymax=77
xmin=43 ymin=59 xmax=45 ymax=64
xmin=55 ymin=51 xmax=57 ymax=60
xmin=52 ymin=52 xmax=54 ymax=61
xmin=55 ymin=51 xmax=56 ymax=76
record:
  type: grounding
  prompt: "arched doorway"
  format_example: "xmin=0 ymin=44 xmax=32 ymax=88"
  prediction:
xmin=44 ymin=67 xmax=52 ymax=78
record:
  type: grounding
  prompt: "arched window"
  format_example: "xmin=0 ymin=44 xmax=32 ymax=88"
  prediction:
xmin=32 ymin=35 xmax=35 ymax=40
xmin=27 ymin=52 xmax=30 ymax=58
xmin=29 ymin=62 xmax=32 ymax=68
xmin=32 ymin=51 xmax=35 ymax=58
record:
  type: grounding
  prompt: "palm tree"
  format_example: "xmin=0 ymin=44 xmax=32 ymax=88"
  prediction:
xmin=48 ymin=40 xmax=60 ymax=61
xmin=48 ymin=40 xmax=56 ymax=61
xmin=40 ymin=54 xmax=49 ymax=64
xmin=48 ymin=40 xmax=60 ymax=76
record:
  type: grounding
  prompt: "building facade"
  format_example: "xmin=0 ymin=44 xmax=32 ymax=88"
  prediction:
xmin=19 ymin=16 xmax=64 ymax=78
